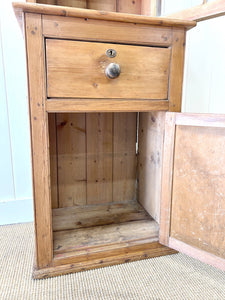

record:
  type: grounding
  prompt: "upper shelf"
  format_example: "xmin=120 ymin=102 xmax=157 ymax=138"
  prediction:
xmin=13 ymin=2 xmax=196 ymax=30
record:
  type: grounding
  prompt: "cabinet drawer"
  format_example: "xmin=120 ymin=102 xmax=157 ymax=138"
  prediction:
xmin=46 ymin=39 xmax=171 ymax=99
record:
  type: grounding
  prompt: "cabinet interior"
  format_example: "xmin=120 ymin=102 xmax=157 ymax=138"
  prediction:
xmin=48 ymin=111 xmax=165 ymax=258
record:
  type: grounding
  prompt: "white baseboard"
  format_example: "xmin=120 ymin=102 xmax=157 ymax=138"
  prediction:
xmin=0 ymin=199 xmax=33 ymax=225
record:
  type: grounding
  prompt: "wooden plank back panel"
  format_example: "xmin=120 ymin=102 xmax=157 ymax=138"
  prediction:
xmin=87 ymin=0 xmax=116 ymax=11
xmin=113 ymin=113 xmax=137 ymax=202
xmin=56 ymin=0 xmax=87 ymax=7
xmin=171 ymin=124 xmax=225 ymax=259
xmin=86 ymin=113 xmax=113 ymax=204
xmin=56 ymin=113 xmax=87 ymax=207
xmin=117 ymin=0 xmax=141 ymax=14
xmin=37 ymin=0 xmax=56 ymax=4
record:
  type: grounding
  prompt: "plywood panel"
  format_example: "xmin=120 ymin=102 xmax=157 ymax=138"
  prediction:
xmin=171 ymin=125 xmax=225 ymax=259
xmin=113 ymin=113 xmax=137 ymax=202
xmin=57 ymin=113 xmax=86 ymax=207
xmin=46 ymin=39 xmax=171 ymax=100
xmin=138 ymin=112 xmax=165 ymax=223
xmin=86 ymin=113 xmax=113 ymax=204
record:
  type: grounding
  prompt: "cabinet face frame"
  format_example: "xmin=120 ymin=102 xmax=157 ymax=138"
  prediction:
xmin=23 ymin=9 xmax=191 ymax=278
xmin=160 ymin=112 xmax=225 ymax=272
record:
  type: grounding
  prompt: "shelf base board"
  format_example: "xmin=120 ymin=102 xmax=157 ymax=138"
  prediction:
xmin=33 ymin=242 xmax=177 ymax=279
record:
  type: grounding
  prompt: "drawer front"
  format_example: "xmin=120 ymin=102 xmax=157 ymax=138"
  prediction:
xmin=46 ymin=39 xmax=171 ymax=99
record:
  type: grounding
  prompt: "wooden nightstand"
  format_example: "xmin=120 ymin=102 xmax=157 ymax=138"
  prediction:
xmin=13 ymin=1 xmax=225 ymax=278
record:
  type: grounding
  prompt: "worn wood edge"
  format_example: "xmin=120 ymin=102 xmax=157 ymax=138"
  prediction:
xmin=13 ymin=2 xmax=196 ymax=29
xmin=166 ymin=0 xmax=225 ymax=22
xmin=175 ymin=113 xmax=225 ymax=128
xmin=46 ymin=99 xmax=169 ymax=112
xmin=33 ymin=243 xmax=177 ymax=279
xmin=169 ymin=237 xmax=225 ymax=271
xmin=159 ymin=112 xmax=176 ymax=245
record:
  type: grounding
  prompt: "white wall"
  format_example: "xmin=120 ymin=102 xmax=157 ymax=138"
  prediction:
xmin=162 ymin=0 xmax=225 ymax=113
xmin=0 ymin=0 xmax=33 ymax=224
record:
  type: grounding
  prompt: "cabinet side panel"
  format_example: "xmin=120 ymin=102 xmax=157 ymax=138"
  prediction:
xmin=171 ymin=125 xmax=225 ymax=259
xmin=25 ymin=13 xmax=53 ymax=268
xmin=138 ymin=112 xmax=165 ymax=223
xmin=56 ymin=113 xmax=87 ymax=207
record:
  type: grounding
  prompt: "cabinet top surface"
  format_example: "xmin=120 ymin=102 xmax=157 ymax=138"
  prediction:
xmin=13 ymin=2 xmax=196 ymax=29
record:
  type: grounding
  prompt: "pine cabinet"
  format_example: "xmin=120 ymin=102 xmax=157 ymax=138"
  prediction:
xmin=14 ymin=1 xmax=225 ymax=279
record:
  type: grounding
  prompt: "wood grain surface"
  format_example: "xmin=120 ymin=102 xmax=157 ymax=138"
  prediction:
xmin=56 ymin=113 xmax=87 ymax=207
xmin=113 ymin=113 xmax=137 ymax=202
xmin=43 ymin=15 xmax=172 ymax=47
xmin=25 ymin=13 xmax=53 ymax=268
xmin=46 ymin=99 xmax=169 ymax=112
xmin=86 ymin=113 xmax=113 ymax=204
xmin=52 ymin=200 xmax=151 ymax=231
xmin=46 ymin=39 xmax=171 ymax=99
xmin=53 ymin=219 xmax=159 ymax=254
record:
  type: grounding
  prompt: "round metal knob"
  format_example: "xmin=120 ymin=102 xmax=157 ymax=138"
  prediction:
xmin=105 ymin=63 xmax=121 ymax=79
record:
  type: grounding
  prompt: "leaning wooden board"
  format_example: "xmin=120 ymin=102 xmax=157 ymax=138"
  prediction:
xmin=13 ymin=1 xmax=197 ymax=278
